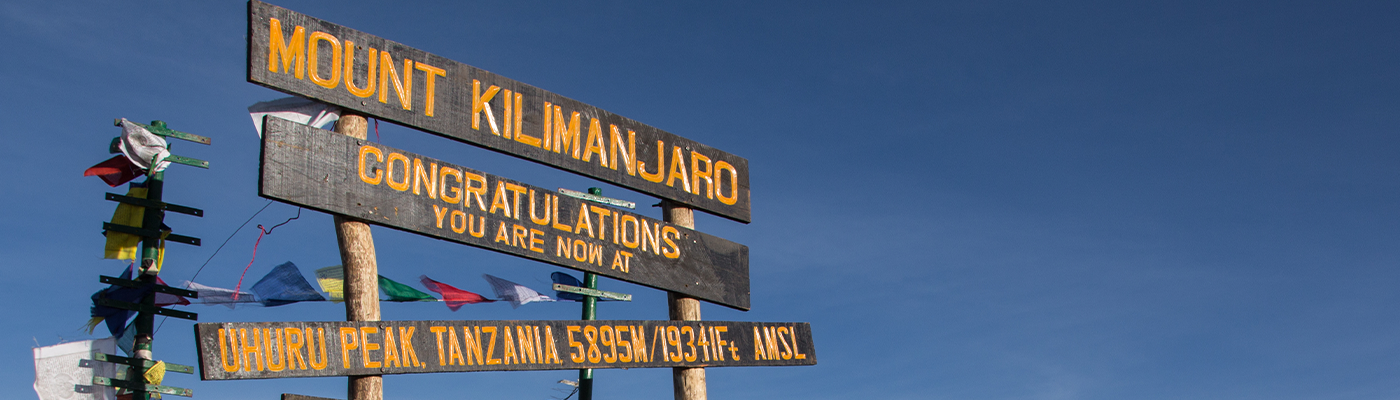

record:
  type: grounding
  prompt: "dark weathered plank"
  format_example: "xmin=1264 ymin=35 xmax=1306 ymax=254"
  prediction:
xmin=248 ymin=1 xmax=752 ymax=223
xmin=260 ymin=117 xmax=750 ymax=310
xmin=196 ymin=320 xmax=816 ymax=380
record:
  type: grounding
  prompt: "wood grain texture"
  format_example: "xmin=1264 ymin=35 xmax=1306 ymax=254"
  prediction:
xmin=260 ymin=117 xmax=751 ymax=310
xmin=665 ymin=201 xmax=707 ymax=400
xmin=195 ymin=320 xmax=817 ymax=380
xmin=248 ymin=0 xmax=752 ymax=223
xmin=332 ymin=114 xmax=382 ymax=400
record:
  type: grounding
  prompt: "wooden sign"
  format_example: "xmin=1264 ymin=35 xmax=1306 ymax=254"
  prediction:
xmin=261 ymin=117 xmax=750 ymax=310
xmin=195 ymin=320 xmax=816 ymax=380
xmin=248 ymin=1 xmax=752 ymax=223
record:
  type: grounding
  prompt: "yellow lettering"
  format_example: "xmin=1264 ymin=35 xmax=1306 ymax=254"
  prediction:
xmin=413 ymin=159 xmax=438 ymax=198
xmin=378 ymin=51 xmax=412 ymax=110
xmin=219 ymin=329 xmax=240 ymax=372
xmin=359 ymin=145 xmax=383 ymax=185
xmin=639 ymin=140 xmax=665 ymax=183
xmin=661 ymin=226 xmax=681 ymax=259
xmin=666 ymin=145 xmax=690 ymax=192
xmin=308 ymin=31 xmax=342 ymax=89
xmin=471 ymin=80 xmax=501 ymax=132
xmin=715 ymin=161 xmax=740 ymax=206
xmin=414 ymin=62 xmax=446 ymax=116
xmin=385 ymin=152 xmax=410 ymax=191
xmin=439 ymin=167 xmax=463 ymax=204
xmin=690 ymin=151 xmax=713 ymax=198
xmin=609 ymin=125 xmax=635 ymax=174
xmin=360 ymin=327 xmax=382 ymax=368
xmin=266 ymin=18 xmax=305 ymax=79
xmin=340 ymin=327 xmax=358 ymax=369
xmin=581 ymin=118 xmax=608 ymax=166
xmin=343 ymin=41 xmax=376 ymax=97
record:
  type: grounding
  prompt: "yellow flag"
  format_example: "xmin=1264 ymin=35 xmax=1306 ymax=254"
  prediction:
xmin=103 ymin=187 xmax=147 ymax=260
xmin=315 ymin=265 xmax=345 ymax=302
xmin=144 ymin=360 xmax=166 ymax=385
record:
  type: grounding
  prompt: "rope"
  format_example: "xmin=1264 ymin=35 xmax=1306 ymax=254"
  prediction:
xmin=231 ymin=208 xmax=300 ymax=300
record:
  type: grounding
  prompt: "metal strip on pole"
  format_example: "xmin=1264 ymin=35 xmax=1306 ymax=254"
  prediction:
xmin=332 ymin=114 xmax=383 ymax=400
xmin=664 ymin=200 xmax=707 ymax=400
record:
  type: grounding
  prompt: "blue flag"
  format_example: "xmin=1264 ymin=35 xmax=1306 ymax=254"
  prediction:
xmin=251 ymin=262 xmax=325 ymax=306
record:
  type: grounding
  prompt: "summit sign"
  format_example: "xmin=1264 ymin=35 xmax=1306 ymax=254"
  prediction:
xmin=248 ymin=1 xmax=752 ymax=223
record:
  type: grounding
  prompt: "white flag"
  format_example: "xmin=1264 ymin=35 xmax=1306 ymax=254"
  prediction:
xmin=482 ymin=274 xmax=554 ymax=309
xmin=180 ymin=280 xmax=256 ymax=309
xmin=33 ymin=338 xmax=116 ymax=400
xmin=248 ymin=96 xmax=341 ymax=137
xmin=117 ymin=118 xmax=171 ymax=172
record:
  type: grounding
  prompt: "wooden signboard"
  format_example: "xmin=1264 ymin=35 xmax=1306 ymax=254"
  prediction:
xmin=261 ymin=117 xmax=750 ymax=310
xmin=195 ymin=320 xmax=816 ymax=380
xmin=248 ymin=0 xmax=752 ymax=223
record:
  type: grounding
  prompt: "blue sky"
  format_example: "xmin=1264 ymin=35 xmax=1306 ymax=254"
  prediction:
xmin=4 ymin=1 xmax=1400 ymax=399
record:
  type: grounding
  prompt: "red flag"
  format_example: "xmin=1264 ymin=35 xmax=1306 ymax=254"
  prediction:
xmin=84 ymin=155 xmax=145 ymax=187
xmin=419 ymin=275 xmax=494 ymax=311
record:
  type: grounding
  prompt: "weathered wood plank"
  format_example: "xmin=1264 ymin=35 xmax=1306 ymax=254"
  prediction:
xmin=195 ymin=320 xmax=816 ymax=380
xmin=260 ymin=117 xmax=750 ymax=310
xmin=248 ymin=1 xmax=752 ymax=223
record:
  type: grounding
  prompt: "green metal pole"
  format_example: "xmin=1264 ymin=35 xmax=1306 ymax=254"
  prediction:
xmin=578 ymin=188 xmax=604 ymax=400
xmin=132 ymin=120 xmax=169 ymax=400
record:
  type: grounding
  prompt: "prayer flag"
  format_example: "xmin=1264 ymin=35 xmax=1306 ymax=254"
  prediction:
xmin=116 ymin=118 xmax=171 ymax=172
xmin=250 ymin=262 xmax=325 ymax=306
xmin=84 ymin=156 xmax=144 ymax=188
xmin=379 ymin=275 xmax=435 ymax=302
xmin=33 ymin=338 xmax=117 ymax=400
xmin=103 ymin=187 xmax=147 ymax=260
xmin=482 ymin=274 xmax=554 ymax=309
xmin=419 ymin=276 xmax=494 ymax=311
xmin=313 ymin=265 xmax=345 ymax=302
xmin=179 ymin=281 xmax=255 ymax=309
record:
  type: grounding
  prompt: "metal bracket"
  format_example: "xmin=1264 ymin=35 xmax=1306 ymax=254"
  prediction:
xmin=99 ymin=275 xmax=198 ymax=298
xmin=553 ymin=284 xmax=632 ymax=301
xmin=91 ymin=376 xmax=193 ymax=397
xmin=93 ymin=297 xmax=197 ymax=321
xmin=163 ymin=154 xmax=209 ymax=169
xmin=558 ymin=188 xmax=636 ymax=209
xmin=105 ymin=193 xmax=203 ymax=217
xmin=93 ymin=353 xmax=194 ymax=374
xmin=116 ymin=119 xmax=212 ymax=145
xmin=102 ymin=222 xmax=201 ymax=246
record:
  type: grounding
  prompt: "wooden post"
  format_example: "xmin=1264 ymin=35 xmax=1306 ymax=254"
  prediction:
xmin=663 ymin=200 xmax=707 ymax=400
xmin=332 ymin=114 xmax=383 ymax=400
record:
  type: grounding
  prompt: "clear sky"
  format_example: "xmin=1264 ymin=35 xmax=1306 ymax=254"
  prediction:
xmin=4 ymin=1 xmax=1399 ymax=399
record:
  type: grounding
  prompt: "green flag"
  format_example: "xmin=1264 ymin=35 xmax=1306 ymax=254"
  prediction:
xmin=379 ymin=275 xmax=436 ymax=302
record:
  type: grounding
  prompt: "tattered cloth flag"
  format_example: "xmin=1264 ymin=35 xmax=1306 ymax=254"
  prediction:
xmin=33 ymin=338 xmax=117 ymax=400
xmin=250 ymin=262 xmax=325 ymax=307
xmin=179 ymin=281 xmax=255 ymax=309
xmin=83 ymin=119 xmax=172 ymax=188
xmin=419 ymin=276 xmax=495 ymax=311
xmin=314 ymin=265 xmax=345 ymax=302
xmin=380 ymin=275 xmax=436 ymax=302
xmin=248 ymin=96 xmax=340 ymax=137
xmin=86 ymin=265 xmax=188 ymax=336
xmin=102 ymin=186 xmax=147 ymax=260
xmin=315 ymin=266 xmax=436 ymax=302
xmin=482 ymin=274 xmax=554 ymax=309
xmin=116 ymin=118 xmax=171 ymax=173
xmin=84 ymin=155 xmax=145 ymax=188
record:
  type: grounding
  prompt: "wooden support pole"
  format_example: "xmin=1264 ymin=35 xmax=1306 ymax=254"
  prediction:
xmin=663 ymin=201 xmax=707 ymax=400
xmin=332 ymin=114 xmax=383 ymax=400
